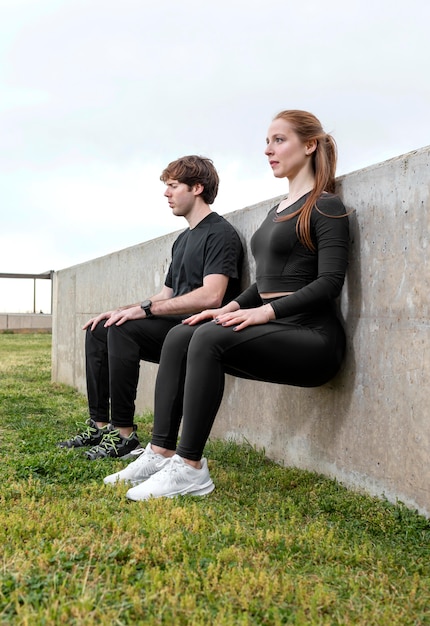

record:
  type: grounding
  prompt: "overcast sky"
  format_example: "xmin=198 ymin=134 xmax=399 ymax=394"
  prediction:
xmin=1 ymin=0 xmax=429 ymax=311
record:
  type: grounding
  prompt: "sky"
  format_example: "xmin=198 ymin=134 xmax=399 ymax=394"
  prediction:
xmin=1 ymin=0 xmax=429 ymax=312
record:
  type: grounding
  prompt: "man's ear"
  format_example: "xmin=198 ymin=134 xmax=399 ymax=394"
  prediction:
xmin=192 ymin=183 xmax=204 ymax=196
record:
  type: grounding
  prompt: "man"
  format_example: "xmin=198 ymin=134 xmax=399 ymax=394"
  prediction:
xmin=58 ymin=155 xmax=243 ymax=459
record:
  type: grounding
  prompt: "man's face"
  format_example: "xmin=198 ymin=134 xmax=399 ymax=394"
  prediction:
xmin=164 ymin=179 xmax=197 ymax=218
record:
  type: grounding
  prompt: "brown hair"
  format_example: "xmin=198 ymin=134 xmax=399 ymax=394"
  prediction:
xmin=273 ymin=110 xmax=338 ymax=250
xmin=160 ymin=155 xmax=219 ymax=205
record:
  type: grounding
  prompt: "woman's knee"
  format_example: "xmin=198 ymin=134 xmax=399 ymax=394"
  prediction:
xmin=161 ymin=323 xmax=197 ymax=357
xmin=187 ymin=321 xmax=228 ymax=358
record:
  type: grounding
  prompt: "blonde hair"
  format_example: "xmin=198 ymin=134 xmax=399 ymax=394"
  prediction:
xmin=273 ymin=110 xmax=338 ymax=250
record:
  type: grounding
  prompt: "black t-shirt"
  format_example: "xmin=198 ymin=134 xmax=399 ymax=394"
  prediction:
xmin=235 ymin=193 xmax=349 ymax=319
xmin=165 ymin=212 xmax=243 ymax=306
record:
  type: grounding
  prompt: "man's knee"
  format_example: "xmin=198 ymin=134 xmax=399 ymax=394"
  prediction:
xmin=85 ymin=323 xmax=108 ymax=350
xmin=106 ymin=322 xmax=135 ymax=356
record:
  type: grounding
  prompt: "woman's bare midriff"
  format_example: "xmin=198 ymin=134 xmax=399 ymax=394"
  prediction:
xmin=259 ymin=292 xmax=294 ymax=298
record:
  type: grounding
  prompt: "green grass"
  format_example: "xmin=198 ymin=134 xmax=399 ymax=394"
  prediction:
xmin=1 ymin=334 xmax=429 ymax=625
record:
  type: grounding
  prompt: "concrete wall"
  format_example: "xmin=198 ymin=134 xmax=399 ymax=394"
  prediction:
xmin=52 ymin=146 xmax=430 ymax=516
xmin=0 ymin=313 xmax=52 ymax=332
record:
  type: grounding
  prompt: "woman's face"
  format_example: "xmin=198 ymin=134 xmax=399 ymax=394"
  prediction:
xmin=265 ymin=118 xmax=313 ymax=180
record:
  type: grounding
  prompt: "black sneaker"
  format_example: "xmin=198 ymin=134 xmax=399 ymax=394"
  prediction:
xmin=57 ymin=419 xmax=110 ymax=448
xmin=85 ymin=426 xmax=141 ymax=460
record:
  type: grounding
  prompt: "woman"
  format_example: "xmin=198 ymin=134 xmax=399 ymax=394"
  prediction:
xmin=104 ymin=110 xmax=350 ymax=500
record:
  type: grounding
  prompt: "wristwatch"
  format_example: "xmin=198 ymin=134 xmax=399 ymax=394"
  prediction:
xmin=140 ymin=299 xmax=153 ymax=318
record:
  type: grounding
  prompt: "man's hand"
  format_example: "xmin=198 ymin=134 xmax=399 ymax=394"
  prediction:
xmin=184 ymin=304 xmax=237 ymax=326
xmin=83 ymin=310 xmax=117 ymax=332
xmin=104 ymin=305 xmax=146 ymax=327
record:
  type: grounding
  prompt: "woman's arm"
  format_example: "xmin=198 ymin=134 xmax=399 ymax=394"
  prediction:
xmin=271 ymin=200 xmax=350 ymax=319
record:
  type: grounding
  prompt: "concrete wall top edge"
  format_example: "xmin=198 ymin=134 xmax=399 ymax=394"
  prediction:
xmin=55 ymin=228 xmax=183 ymax=275
xmin=336 ymin=144 xmax=430 ymax=182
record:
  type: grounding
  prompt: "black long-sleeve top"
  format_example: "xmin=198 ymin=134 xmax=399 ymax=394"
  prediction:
xmin=234 ymin=192 xmax=350 ymax=319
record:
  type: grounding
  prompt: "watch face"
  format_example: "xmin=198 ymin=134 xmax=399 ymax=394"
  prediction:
xmin=141 ymin=300 xmax=152 ymax=315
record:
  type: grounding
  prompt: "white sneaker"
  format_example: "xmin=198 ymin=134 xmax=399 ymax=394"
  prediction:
xmin=126 ymin=454 xmax=215 ymax=501
xmin=103 ymin=442 xmax=170 ymax=486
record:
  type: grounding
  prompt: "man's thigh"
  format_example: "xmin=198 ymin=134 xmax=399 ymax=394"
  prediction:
xmin=107 ymin=317 xmax=183 ymax=364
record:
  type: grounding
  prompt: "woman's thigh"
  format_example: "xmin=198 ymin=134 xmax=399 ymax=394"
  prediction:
xmin=188 ymin=319 xmax=345 ymax=387
xmin=159 ymin=322 xmax=201 ymax=361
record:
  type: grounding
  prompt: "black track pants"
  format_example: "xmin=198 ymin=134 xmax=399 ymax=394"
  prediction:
xmin=151 ymin=311 xmax=346 ymax=460
xmin=85 ymin=316 xmax=183 ymax=427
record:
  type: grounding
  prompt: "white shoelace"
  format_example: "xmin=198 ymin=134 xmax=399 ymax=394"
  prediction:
xmin=151 ymin=456 xmax=191 ymax=486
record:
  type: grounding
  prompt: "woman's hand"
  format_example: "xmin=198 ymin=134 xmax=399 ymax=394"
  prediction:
xmin=213 ymin=304 xmax=275 ymax=332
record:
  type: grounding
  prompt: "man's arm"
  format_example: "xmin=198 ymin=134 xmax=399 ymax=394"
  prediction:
xmin=104 ymin=274 xmax=229 ymax=327
xmin=82 ymin=285 xmax=174 ymax=332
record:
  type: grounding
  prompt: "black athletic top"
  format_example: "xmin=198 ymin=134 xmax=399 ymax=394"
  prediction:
xmin=235 ymin=193 xmax=349 ymax=319
xmin=165 ymin=212 xmax=243 ymax=306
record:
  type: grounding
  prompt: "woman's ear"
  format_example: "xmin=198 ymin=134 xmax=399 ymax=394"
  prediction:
xmin=305 ymin=139 xmax=317 ymax=156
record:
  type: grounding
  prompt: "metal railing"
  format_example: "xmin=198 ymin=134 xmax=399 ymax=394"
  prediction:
xmin=0 ymin=271 xmax=54 ymax=313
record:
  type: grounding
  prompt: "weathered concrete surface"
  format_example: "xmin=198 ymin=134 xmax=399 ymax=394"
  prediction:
xmin=0 ymin=313 xmax=52 ymax=332
xmin=52 ymin=146 xmax=430 ymax=516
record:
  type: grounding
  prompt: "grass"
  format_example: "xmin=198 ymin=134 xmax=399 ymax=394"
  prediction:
xmin=0 ymin=334 xmax=429 ymax=625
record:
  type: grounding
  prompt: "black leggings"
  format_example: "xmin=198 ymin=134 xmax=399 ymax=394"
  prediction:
xmin=85 ymin=316 xmax=184 ymax=426
xmin=151 ymin=309 xmax=346 ymax=460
